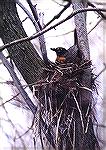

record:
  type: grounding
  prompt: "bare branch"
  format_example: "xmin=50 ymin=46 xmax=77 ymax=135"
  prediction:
xmin=44 ymin=2 xmax=71 ymax=28
xmin=0 ymin=8 xmax=106 ymax=52
xmin=88 ymin=1 xmax=106 ymax=19
xmin=72 ymin=0 xmax=90 ymax=60
xmin=93 ymin=63 xmax=106 ymax=80
xmin=72 ymin=92 xmax=85 ymax=133
xmin=0 ymin=92 xmax=20 ymax=106
xmin=0 ymin=52 xmax=37 ymax=115
xmin=15 ymin=115 xmax=35 ymax=139
xmin=88 ymin=18 xmax=103 ymax=34
xmin=51 ymin=0 xmax=65 ymax=6
xmin=26 ymin=0 xmax=42 ymax=30
xmin=16 ymin=0 xmax=37 ymax=27
xmin=16 ymin=0 xmax=49 ymax=64
xmin=91 ymin=2 xmax=106 ymax=5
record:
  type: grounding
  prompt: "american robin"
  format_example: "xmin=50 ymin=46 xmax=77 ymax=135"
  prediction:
xmin=50 ymin=45 xmax=78 ymax=64
xmin=50 ymin=30 xmax=81 ymax=64
xmin=50 ymin=47 xmax=67 ymax=63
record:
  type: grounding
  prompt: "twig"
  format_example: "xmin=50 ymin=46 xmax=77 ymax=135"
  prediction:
xmin=73 ymin=120 xmax=75 ymax=150
xmin=15 ymin=114 xmax=35 ymax=139
xmin=88 ymin=1 xmax=106 ymax=19
xmin=16 ymin=0 xmax=48 ymax=64
xmin=0 ymin=92 xmax=20 ymax=106
xmin=85 ymin=115 xmax=90 ymax=133
xmin=2 ymin=104 xmax=26 ymax=148
xmin=93 ymin=63 xmax=106 ymax=80
xmin=56 ymin=109 xmax=63 ymax=145
xmin=0 ymin=52 xmax=55 ymax=148
xmin=72 ymin=91 xmax=85 ymax=133
xmin=91 ymin=2 xmax=106 ymax=6
xmin=22 ymin=17 xmax=29 ymax=23
xmin=44 ymin=2 xmax=71 ymax=28
xmin=51 ymin=0 xmax=65 ymax=6
xmin=15 ymin=0 xmax=37 ymax=27
xmin=94 ymin=123 xmax=106 ymax=128
xmin=0 ymin=52 xmax=37 ymax=115
xmin=67 ymin=110 xmax=74 ymax=147
xmin=0 ymin=8 xmax=106 ymax=52
xmin=26 ymin=0 xmax=49 ymax=64
xmin=26 ymin=0 xmax=42 ymax=30
xmin=88 ymin=18 xmax=103 ymax=34
xmin=45 ymin=29 xmax=74 ymax=38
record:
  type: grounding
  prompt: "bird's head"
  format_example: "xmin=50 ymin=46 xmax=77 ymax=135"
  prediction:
xmin=50 ymin=47 xmax=67 ymax=56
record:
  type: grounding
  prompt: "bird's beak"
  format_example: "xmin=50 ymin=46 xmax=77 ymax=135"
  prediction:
xmin=50 ymin=48 xmax=56 ymax=51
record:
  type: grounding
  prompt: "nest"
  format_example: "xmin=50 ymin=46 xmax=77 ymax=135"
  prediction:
xmin=33 ymin=60 xmax=100 ymax=150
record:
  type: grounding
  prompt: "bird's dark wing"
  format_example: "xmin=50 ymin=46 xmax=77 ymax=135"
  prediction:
xmin=66 ymin=45 xmax=78 ymax=63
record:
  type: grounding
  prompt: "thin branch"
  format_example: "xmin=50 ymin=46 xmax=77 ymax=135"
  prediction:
xmin=56 ymin=109 xmax=63 ymax=145
xmin=0 ymin=92 xmax=20 ymax=106
xmin=26 ymin=0 xmax=42 ymax=30
xmin=45 ymin=29 xmax=74 ymax=38
xmin=15 ymin=0 xmax=37 ymax=27
xmin=2 ymin=104 xmax=26 ymax=148
xmin=92 ymin=2 xmax=106 ymax=5
xmin=0 ymin=52 xmax=55 ymax=147
xmin=0 ymin=8 xmax=106 ymax=52
xmin=16 ymin=0 xmax=48 ymax=64
xmin=94 ymin=123 xmax=106 ymax=128
xmin=93 ymin=63 xmax=106 ymax=80
xmin=44 ymin=2 xmax=71 ymax=28
xmin=88 ymin=18 xmax=103 ymax=34
xmin=51 ymin=0 xmax=65 ymax=6
xmin=15 ymin=115 xmax=35 ymax=139
xmin=73 ymin=120 xmax=75 ymax=150
xmin=88 ymin=1 xmax=106 ymax=19
xmin=72 ymin=92 xmax=85 ymax=133
xmin=26 ymin=0 xmax=49 ymax=64
xmin=21 ymin=16 xmax=29 ymax=23
xmin=0 ymin=52 xmax=37 ymax=115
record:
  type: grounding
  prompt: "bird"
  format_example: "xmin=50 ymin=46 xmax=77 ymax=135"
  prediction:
xmin=50 ymin=29 xmax=82 ymax=64
xmin=50 ymin=45 xmax=78 ymax=64
xmin=50 ymin=47 xmax=67 ymax=63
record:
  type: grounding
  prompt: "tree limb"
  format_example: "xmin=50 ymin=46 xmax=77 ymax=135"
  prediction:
xmin=0 ymin=52 xmax=37 ymax=115
xmin=0 ymin=7 xmax=106 ymax=52
xmin=16 ymin=0 xmax=49 ymax=64
xmin=44 ymin=1 xmax=71 ymax=28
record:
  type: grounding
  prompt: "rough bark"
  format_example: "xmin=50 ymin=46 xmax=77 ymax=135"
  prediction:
xmin=0 ymin=0 xmax=45 ymax=88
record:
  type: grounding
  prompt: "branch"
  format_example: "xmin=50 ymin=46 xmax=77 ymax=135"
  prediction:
xmin=0 ymin=8 xmax=106 ymax=52
xmin=0 ymin=92 xmax=20 ymax=106
xmin=26 ymin=0 xmax=42 ymax=30
xmin=0 ymin=51 xmax=55 ymax=147
xmin=51 ymin=0 xmax=65 ymax=6
xmin=88 ymin=18 xmax=103 ymax=34
xmin=16 ymin=0 xmax=49 ymax=64
xmin=16 ymin=0 xmax=37 ymax=27
xmin=88 ymin=1 xmax=106 ymax=19
xmin=0 ymin=52 xmax=37 ymax=115
xmin=93 ymin=63 xmax=106 ymax=80
xmin=44 ymin=2 xmax=71 ymax=28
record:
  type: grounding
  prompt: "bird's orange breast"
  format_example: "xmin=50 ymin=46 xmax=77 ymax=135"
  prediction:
xmin=56 ymin=56 xmax=66 ymax=63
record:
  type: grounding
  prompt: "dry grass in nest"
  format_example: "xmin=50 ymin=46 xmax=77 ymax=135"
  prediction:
xmin=32 ymin=60 xmax=100 ymax=150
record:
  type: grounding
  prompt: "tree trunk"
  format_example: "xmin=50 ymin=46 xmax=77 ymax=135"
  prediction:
xmin=0 ymin=0 xmax=45 ymax=88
